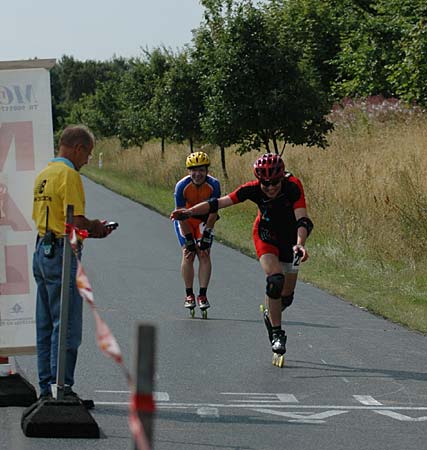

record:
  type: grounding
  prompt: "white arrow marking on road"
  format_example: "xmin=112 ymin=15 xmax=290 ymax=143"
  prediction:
xmin=354 ymin=395 xmax=383 ymax=406
xmin=252 ymin=408 xmax=348 ymax=423
xmin=374 ymin=411 xmax=427 ymax=422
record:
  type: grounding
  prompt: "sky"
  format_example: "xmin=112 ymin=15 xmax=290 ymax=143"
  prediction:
xmin=3 ymin=0 xmax=205 ymax=62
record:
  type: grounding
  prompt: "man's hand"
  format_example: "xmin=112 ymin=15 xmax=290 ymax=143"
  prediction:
xmin=170 ymin=208 xmax=191 ymax=221
xmin=90 ymin=219 xmax=109 ymax=238
xmin=198 ymin=228 xmax=214 ymax=251
xmin=293 ymin=244 xmax=308 ymax=262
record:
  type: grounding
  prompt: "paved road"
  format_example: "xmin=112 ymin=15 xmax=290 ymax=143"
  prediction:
xmin=2 ymin=178 xmax=426 ymax=450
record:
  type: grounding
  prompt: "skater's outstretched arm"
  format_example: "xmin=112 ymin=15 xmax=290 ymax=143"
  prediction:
xmin=170 ymin=195 xmax=233 ymax=221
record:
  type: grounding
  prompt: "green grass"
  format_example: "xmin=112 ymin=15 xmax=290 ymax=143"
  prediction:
xmin=83 ymin=165 xmax=427 ymax=334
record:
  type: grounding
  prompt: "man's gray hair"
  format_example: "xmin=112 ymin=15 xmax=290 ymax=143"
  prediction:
xmin=59 ymin=125 xmax=95 ymax=149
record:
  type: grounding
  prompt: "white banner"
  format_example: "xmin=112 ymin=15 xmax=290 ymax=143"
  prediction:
xmin=0 ymin=59 xmax=55 ymax=355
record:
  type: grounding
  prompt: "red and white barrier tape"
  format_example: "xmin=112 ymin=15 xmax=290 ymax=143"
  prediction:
xmin=68 ymin=225 xmax=152 ymax=450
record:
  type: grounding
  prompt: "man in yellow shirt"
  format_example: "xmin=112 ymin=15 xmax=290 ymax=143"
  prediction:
xmin=32 ymin=125 xmax=113 ymax=399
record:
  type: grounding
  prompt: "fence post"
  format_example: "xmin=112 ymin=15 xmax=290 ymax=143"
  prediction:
xmin=134 ymin=323 xmax=156 ymax=449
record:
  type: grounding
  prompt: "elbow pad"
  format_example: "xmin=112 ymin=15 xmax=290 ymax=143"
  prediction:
xmin=296 ymin=217 xmax=314 ymax=237
xmin=207 ymin=198 xmax=219 ymax=213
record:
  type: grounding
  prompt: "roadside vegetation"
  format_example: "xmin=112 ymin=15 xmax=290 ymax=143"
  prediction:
xmin=47 ymin=1 xmax=427 ymax=333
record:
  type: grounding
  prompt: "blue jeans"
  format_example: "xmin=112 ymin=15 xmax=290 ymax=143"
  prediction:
xmin=32 ymin=237 xmax=83 ymax=396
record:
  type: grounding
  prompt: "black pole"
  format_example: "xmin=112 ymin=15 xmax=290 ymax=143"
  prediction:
xmin=134 ymin=323 xmax=156 ymax=449
xmin=55 ymin=204 xmax=74 ymax=400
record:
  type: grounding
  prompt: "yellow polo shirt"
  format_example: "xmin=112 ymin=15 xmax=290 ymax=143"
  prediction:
xmin=32 ymin=158 xmax=85 ymax=238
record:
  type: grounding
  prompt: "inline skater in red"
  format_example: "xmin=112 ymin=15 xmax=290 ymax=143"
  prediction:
xmin=173 ymin=151 xmax=221 ymax=318
xmin=171 ymin=153 xmax=313 ymax=364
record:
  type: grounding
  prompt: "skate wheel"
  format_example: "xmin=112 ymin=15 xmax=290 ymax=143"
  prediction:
xmin=190 ymin=308 xmax=195 ymax=318
xmin=272 ymin=353 xmax=285 ymax=368
xmin=259 ymin=304 xmax=266 ymax=313
xmin=201 ymin=309 xmax=208 ymax=320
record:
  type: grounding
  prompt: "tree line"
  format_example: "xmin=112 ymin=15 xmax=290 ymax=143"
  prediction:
xmin=51 ymin=0 xmax=427 ymax=168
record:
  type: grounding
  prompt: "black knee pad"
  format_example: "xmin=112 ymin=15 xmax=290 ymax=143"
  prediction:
xmin=281 ymin=292 xmax=294 ymax=311
xmin=266 ymin=273 xmax=284 ymax=299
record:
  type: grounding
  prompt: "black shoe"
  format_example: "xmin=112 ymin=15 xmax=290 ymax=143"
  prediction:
xmin=271 ymin=330 xmax=287 ymax=355
xmin=38 ymin=393 xmax=52 ymax=401
xmin=64 ymin=389 xmax=80 ymax=399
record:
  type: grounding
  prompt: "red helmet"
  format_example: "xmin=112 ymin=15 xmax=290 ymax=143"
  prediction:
xmin=253 ymin=153 xmax=285 ymax=181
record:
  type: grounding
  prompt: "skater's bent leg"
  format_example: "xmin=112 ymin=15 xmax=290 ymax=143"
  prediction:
xmin=259 ymin=254 xmax=284 ymax=327
xmin=281 ymin=273 xmax=298 ymax=316
xmin=181 ymin=247 xmax=196 ymax=290
xmin=197 ymin=249 xmax=212 ymax=290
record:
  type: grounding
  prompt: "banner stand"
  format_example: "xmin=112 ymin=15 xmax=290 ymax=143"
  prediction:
xmin=21 ymin=206 xmax=99 ymax=438
xmin=0 ymin=356 xmax=37 ymax=407
xmin=1 ymin=59 xmax=55 ymax=408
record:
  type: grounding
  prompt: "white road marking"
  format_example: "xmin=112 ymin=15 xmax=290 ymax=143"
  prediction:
xmin=252 ymin=408 xmax=348 ymax=423
xmin=276 ymin=394 xmax=298 ymax=403
xmin=341 ymin=378 xmax=350 ymax=383
xmin=95 ymin=390 xmax=130 ymax=393
xmin=354 ymin=395 xmax=383 ymax=406
xmin=221 ymin=393 xmax=298 ymax=403
xmin=153 ymin=403 xmax=427 ymax=411
xmin=374 ymin=411 xmax=427 ymax=422
xmin=320 ymin=359 xmax=327 ymax=364
xmin=94 ymin=399 xmax=427 ymax=423
xmin=94 ymin=391 xmax=170 ymax=401
xmin=197 ymin=407 xmax=220 ymax=418
xmin=92 ymin=391 xmax=427 ymax=425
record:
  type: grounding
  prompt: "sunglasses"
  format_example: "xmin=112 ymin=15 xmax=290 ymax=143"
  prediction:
xmin=260 ymin=178 xmax=281 ymax=187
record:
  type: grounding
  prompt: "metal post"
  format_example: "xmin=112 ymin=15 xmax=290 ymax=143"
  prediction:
xmin=55 ymin=204 xmax=74 ymax=400
xmin=134 ymin=324 xmax=156 ymax=449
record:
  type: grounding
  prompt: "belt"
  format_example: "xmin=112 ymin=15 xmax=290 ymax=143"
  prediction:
xmin=36 ymin=235 xmax=82 ymax=250
xmin=36 ymin=234 xmax=65 ymax=246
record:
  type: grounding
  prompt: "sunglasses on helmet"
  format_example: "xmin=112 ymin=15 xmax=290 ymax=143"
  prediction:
xmin=260 ymin=178 xmax=281 ymax=187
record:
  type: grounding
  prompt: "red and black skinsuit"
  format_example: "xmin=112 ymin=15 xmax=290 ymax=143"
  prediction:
xmin=228 ymin=172 xmax=306 ymax=263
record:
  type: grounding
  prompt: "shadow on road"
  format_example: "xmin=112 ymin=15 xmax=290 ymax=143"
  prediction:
xmin=289 ymin=359 xmax=427 ymax=382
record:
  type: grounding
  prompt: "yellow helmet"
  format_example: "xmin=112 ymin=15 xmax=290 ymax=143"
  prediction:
xmin=186 ymin=151 xmax=210 ymax=168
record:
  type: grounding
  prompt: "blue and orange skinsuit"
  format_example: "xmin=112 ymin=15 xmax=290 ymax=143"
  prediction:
xmin=174 ymin=174 xmax=221 ymax=246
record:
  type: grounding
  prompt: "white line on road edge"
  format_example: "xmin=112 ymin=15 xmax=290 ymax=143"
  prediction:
xmin=93 ymin=401 xmax=427 ymax=412
xmin=354 ymin=395 xmax=383 ymax=406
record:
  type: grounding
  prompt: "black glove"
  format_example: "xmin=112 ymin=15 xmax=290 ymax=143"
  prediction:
xmin=184 ymin=233 xmax=196 ymax=252
xmin=199 ymin=228 xmax=214 ymax=251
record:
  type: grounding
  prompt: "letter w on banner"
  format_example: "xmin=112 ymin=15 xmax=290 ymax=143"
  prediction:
xmin=69 ymin=227 xmax=151 ymax=450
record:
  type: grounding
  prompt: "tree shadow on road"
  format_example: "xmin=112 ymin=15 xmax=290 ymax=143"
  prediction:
xmin=288 ymin=359 xmax=427 ymax=382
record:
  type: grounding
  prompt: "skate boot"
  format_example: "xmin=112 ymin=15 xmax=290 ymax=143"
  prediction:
xmin=271 ymin=329 xmax=287 ymax=368
xmin=184 ymin=294 xmax=196 ymax=318
xmin=197 ymin=295 xmax=210 ymax=319
xmin=260 ymin=305 xmax=273 ymax=343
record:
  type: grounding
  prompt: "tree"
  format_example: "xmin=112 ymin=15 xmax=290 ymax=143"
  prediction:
xmin=160 ymin=51 xmax=204 ymax=152
xmin=51 ymin=56 xmax=129 ymax=134
xmin=194 ymin=0 xmax=333 ymax=159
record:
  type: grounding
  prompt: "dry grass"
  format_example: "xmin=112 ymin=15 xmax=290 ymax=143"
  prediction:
xmin=286 ymin=117 xmax=427 ymax=265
